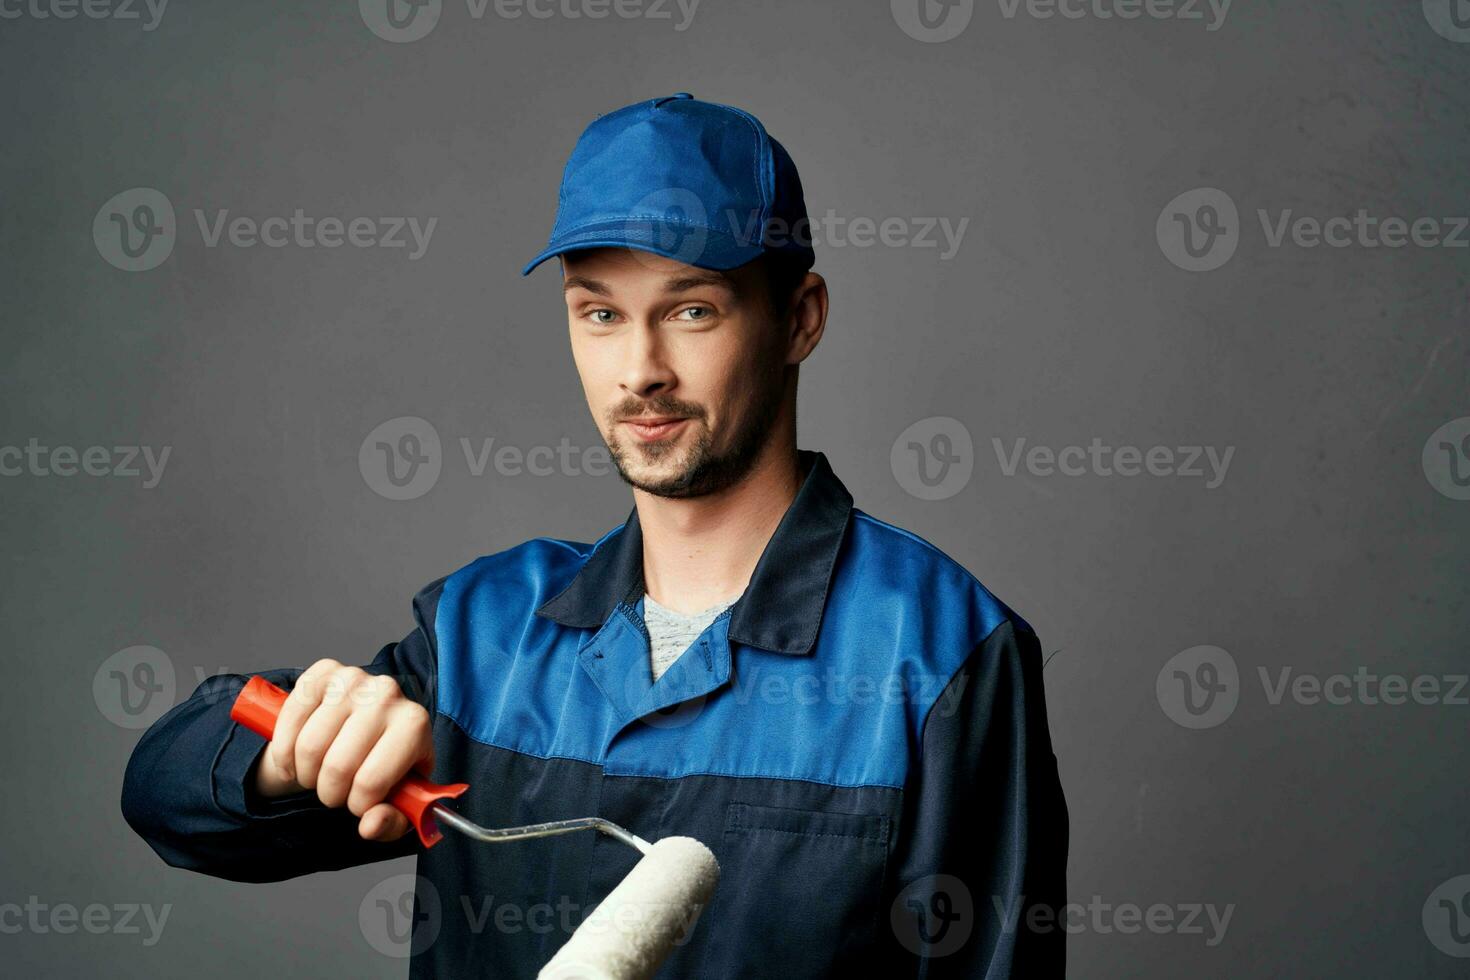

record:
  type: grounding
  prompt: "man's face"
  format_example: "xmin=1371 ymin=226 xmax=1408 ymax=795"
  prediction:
xmin=561 ymin=247 xmax=789 ymax=498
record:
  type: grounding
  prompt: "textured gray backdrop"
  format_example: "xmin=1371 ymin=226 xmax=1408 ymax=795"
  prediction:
xmin=2 ymin=0 xmax=1468 ymax=977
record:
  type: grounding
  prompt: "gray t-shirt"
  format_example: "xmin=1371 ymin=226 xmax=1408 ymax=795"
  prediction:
xmin=642 ymin=592 xmax=738 ymax=681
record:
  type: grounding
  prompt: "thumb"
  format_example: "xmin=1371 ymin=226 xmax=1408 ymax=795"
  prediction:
xmin=359 ymin=802 xmax=412 ymax=842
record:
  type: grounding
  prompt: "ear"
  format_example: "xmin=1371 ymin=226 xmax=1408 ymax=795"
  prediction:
xmin=785 ymin=272 xmax=828 ymax=365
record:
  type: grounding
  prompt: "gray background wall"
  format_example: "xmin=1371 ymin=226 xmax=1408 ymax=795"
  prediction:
xmin=2 ymin=0 xmax=1467 ymax=976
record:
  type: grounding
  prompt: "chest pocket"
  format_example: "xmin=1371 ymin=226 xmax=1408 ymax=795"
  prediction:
xmin=695 ymin=801 xmax=891 ymax=979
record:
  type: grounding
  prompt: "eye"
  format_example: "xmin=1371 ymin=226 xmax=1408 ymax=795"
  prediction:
xmin=585 ymin=308 xmax=618 ymax=325
xmin=675 ymin=306 xmax=714 ymax=322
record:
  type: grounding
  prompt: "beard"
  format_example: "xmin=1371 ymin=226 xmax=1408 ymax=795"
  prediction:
xmin=606 ymin=375 xmax=786 ymax=500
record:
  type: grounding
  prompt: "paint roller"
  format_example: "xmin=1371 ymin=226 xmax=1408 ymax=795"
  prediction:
xmin=231 ymin=676 xmax=720 ymax=980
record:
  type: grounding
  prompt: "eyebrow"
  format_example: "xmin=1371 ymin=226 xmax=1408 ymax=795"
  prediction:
xmin=563 ymin=275 xmax=610 ymax=296
xmin=561 ymin=272 xmax=735 ymax=297
xmin=662 ymin=273 xmax=734 ymax=294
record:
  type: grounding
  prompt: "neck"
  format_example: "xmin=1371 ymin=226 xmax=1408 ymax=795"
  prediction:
xmin=634 ymin=435 xmax=803 ymax=615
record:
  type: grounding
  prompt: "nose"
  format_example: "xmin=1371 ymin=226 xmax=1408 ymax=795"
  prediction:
xmin=619 ymin=319 xmax=676 ymax=400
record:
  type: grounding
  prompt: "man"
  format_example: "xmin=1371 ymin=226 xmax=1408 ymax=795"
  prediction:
xmin=122 ymin=92 xmax=1068 ymax=978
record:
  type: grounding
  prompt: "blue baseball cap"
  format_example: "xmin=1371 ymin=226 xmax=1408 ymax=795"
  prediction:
xmin=522 ymin=92 xmax=816 ymax=276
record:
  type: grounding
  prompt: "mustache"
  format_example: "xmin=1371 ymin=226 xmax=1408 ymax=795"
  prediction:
xmin=610 ymin=397 xmax=705 ymax=423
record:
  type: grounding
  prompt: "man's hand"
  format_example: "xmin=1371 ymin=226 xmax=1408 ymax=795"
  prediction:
xmin=252 ymin=659 xmax=433 ymax=842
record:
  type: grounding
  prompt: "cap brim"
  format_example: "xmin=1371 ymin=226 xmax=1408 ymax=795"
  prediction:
xmin=521 ymin=220 xmax=764 ymax=276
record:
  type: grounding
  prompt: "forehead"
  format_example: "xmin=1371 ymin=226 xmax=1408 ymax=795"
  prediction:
xmin=560 ymin=247 xmax=747 ymax=297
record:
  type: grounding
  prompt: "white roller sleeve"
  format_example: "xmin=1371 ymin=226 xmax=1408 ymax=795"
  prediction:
xmin=538 ymin=836 xmax=721 ymax=980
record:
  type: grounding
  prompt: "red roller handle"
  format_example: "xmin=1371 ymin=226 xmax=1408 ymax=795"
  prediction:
xmin=230 ymin=675 xmax=469 ymax=848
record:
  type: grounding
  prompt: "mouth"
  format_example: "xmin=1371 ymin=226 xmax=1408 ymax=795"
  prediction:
xmin=621 ymin=417 xmax=691 ymax=442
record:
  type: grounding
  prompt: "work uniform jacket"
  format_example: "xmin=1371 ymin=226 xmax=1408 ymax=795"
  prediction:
xmin=122 ymin=449 xmax=1068 ymax=978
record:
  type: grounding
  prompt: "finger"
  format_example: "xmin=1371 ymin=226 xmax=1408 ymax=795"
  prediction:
xmin=359 ymin=802 xmax=411 ymax=842
xmin=315 ymin=707 xmax=389 ymax=809
xmin=347 ymin=706 xmax=433 ymax=817
xmin=267 ymin=659 xmax=341 ymax=781
xmin=292 ymin=677 xmax=358 ymax=791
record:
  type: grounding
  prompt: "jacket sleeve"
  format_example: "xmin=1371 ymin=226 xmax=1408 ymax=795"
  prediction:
xmin=884 ymin=617 xmax=1069 ymax=978
xmin=119 ymin=576 xmax=446 ymax=883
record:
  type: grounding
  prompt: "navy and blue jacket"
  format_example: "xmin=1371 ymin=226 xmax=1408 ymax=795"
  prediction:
xmin=122 ymin=449 xmax=1068 ymax=978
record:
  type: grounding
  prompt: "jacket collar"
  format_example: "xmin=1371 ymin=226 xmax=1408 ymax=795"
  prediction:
xmin=534 ymin=449 xmax=854 ymax=656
